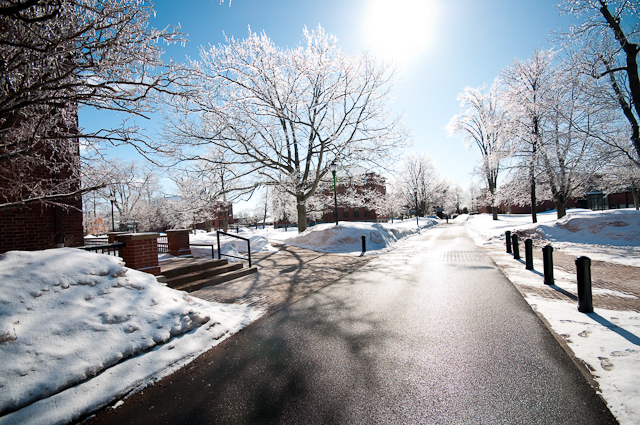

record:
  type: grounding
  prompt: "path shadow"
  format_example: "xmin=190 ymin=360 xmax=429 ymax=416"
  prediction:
xmin=586 ymin=313 xmax=640 ymax=346
xmin=549 ymin=285 xmax=578 ymax=301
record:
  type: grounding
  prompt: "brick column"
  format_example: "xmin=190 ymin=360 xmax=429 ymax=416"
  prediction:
xmin=107 ymin=231 xmax=128 ymax=244
xmin=166 ymin=229 xmax=192 ymax=257
xmin=114 ymin=233 xmax=161 ymax=275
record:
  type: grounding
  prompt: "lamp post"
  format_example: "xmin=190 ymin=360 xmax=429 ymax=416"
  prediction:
xmin=109 ymin=194 xmax=116 ymax=232
xmin=414 ymin=188 xmax=419 ymax=228
xmin=330 ymin=161 xmax=338 ymax=226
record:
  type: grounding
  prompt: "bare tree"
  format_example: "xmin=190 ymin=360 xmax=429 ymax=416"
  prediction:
xmin=447 ymin=83 xmax=508 ymax=220
xmin=557 ymin=0 xmax=640 ymax=166
xmin=163 ymin=25 xmax=410 ymax=232
xmin=395 ymin=152 xmax=446 ymax=217
xmin=1 ymin=0 xmax=186 ymax=210
xmin=500 ymin=49 xmax=556 ymax=223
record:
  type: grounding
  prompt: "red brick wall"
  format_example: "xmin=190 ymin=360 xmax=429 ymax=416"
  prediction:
xmin=0 ymin=199 xmax=83 ymax=253
xmin=115 ymin=233 xmax=160 ymax=275
xmin=166 ymin=229 xmax=191 ymax=257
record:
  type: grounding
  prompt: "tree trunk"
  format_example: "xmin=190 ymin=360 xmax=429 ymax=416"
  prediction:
xmin=554 ymin=198 xmax=567 ymax=219
xmin=633 ymin=184 xmax=639 ymax=210
xmin=492 ymin=206 xmax=498 ymax=221
xmin=296 ymin=195 xmax=307 ymax=233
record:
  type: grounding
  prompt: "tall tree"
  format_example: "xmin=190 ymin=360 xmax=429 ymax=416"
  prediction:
xmin=163 ymin=25 xmax=410 ymax=232
xmin=501 ymin=49 xmax=555 ymax=223
xmin=557 ymin=0 xmax=640 ymax=166
xmin=0 ymin=0 xmax=185 ymax=210
xmin=447 ymin=83 xmax=508 ymax=220
xmin=539 ymin=56 xmax=613 ymax=218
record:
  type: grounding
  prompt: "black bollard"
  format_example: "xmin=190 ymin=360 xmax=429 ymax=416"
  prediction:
xmin=542 ymin=245 xmax=554 ymax=285
xmin=506 ymin=231 xmax=512 ymax=253
xmin=576 ymin=256 xmax=594 ymax=313
xmin=511 ymin=234 xmax=520 ymax=260
xmin=361 ymin=235 xmax=366 ymax=253
xmin=525 ymin=239 xmax=534 ymax=270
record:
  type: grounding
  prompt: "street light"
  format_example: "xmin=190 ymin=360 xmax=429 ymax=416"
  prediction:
xmin=330 ymin=161 xmax=338 ymax=226
xmin=109 ymin=193 xmax=116 ymax=232
xmin=414 ymin=188 xmax=419 ymax=228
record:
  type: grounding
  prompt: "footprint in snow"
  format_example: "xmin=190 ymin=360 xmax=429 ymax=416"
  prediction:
xmin=598 ymin=357 xmax=615 ymax=371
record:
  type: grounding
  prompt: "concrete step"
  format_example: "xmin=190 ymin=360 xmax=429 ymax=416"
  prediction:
xmin=165 ymin=262 xmax=242 ymax=288
xmin=161 ymin=258 xmax=228 ymax=280
xmin=174 ymin=267 xmax=258 ymax=292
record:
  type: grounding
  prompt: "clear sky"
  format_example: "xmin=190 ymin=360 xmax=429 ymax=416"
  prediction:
xmin=80 ymin=0 xmax=579 ymax=211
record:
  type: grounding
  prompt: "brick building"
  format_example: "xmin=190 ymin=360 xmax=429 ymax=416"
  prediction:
xmin=321 ymin=171 xmax=388 ymax=223
xmin=0 ymin=119 xmax=83 ymax=253
xmin=476 ymin=188 xmax=637 ymax=215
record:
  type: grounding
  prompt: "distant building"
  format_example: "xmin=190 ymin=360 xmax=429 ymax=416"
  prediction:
xmin=476 ymin=187 xmax=637 ymax=215
xmin=321 ymin=171 xmax=388 ymax=223
xmin=0 ymin=111 xmax=83 ymax=253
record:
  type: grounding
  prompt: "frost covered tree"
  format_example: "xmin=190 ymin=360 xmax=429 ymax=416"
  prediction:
xmin=163 ymin=25 xmax=410 ymax=232
xmin=446 ymin=83 xmax=508 ymax=220
xmin=538 ymin=56 xmax=614 ymax=218
xmin=501 ymin=49 xmax=556 ymax=223
xmin=1 ymin=0 xmax=186 ymax=209
xmin=396 ymin=152 xmax=446 ymax=217
xmin=557 ymin=0 xmax=640 ymax=166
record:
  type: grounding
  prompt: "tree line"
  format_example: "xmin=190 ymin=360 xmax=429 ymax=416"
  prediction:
xmin=447 ymin=0 xmax=640 ymax=221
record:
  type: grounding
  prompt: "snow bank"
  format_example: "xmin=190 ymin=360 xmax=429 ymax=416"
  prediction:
xmin=278 ymin=219 xmax=439 ymax=254
xmin=465 ymin=209 xmax=640 ymax=267
xmin=0 ymin=248 xmax=259 ymax=422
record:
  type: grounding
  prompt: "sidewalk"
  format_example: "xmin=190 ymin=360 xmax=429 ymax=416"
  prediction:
xmin=192 ymin=243 xmax=373 ymax=315
xmin=523 ymin=248 xmax=640 ymax=312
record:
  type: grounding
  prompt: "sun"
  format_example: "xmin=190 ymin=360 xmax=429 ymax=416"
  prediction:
xmin=363 ymin=0 xmax=437 ymax=64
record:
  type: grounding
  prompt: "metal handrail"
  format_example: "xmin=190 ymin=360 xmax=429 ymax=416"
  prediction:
xmin=216 ymin=231 xmax=251 ymax=267
xmin=189 ymin=243 xmax=215 ymax=260
xmin=77 ymin=242 xmax=125 ymax=256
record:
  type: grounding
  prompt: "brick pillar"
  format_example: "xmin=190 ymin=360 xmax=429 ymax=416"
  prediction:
xmin=114 ymin=233 xmax=161 ymax=275
xmin=107 ymin=231 xmax=128 ymax=244
xmin=166 ymin=229 xmax=192 ymax=257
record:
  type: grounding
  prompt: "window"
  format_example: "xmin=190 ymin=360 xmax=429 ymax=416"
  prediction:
xmin=343 ymin=208 xmax=349 ymax=218
xmin=354 ymin=208 xmax=359 ymax=217
xmin=364 ymin=208 xmax=370 ymax=217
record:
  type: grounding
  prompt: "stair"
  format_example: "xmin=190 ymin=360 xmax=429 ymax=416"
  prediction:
xmin=159 ymin=258 xmax=257 ymax=292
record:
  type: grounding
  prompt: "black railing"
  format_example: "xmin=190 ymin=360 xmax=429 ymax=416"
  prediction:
xmin=157 ymin=235 xmax=168 ymax=253
xmin=217 ymin=231 xmax=251 ymax=267
xmin=77 ymin=242 xmax=125 ymax=257
xmin=189 ymin=243 xmax=216 ymax=259
xmin=83 ymin=237 xmax=109 ymax=246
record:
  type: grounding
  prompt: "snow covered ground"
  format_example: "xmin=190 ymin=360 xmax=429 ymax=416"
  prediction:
xmin=465 ymin=209 xmax=640 ymax=425
xmin=2 ymin=211 xmax=636 ymax=423
xmin=0 ymin=218 xmax=436 ymax=424
xmin=0 ymin=249 xmax=262 ymax=425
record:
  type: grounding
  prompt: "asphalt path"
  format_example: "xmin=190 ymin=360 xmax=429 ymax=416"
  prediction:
xmin=86 ymin=222 xmax=616 ymax=424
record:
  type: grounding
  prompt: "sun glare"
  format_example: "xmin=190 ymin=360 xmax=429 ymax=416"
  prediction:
xmin=364 ymin=0 xmax=437 ymax=65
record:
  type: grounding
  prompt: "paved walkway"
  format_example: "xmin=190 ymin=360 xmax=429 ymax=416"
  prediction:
xmin=192 ymin=243 xmax=372 ymax=315
xmin=85 ymin=223 xmax=616 ymax=424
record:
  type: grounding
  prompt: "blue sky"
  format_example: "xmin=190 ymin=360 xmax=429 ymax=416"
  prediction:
xmin=80 ymin=0 xmax=578 ymax=210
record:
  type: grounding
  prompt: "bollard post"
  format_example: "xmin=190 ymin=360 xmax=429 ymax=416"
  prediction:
xmin=362 ymin=235 xmax=366 ymax=253
xmin=511 ymin=234 xmax=520 ymax=260
xmin=525 ymin=239 xmax=534 ymax=270
xmin=575 ymin=256 xmax=594 ymax=313
xmin=506 ymin=231 xmax=512 ymax=253
xmin=542 ymin=245 xmax=554 ymax=285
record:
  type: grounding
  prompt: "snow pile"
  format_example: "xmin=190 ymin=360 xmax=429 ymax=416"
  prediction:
xmin=465 ymin=209 xmax=640 ymax=267
xmin=188 ymin=232 xmax=278 ymax=259
xmin=278 ymin=219 xmax=439 ymax=254
xmin=465 ymin=209 xmax=640 ymax=424
xmin=0 ymin=248 xmax=259 ymax=422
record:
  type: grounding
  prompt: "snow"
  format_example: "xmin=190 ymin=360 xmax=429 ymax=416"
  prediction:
xmin=265 ymin=218 xmax=439 ymax=255
xmin=0 ymin=249 xmax=262 ymax=425
xmin=465 ymin=208 xmax=640 ymax=424
xmin=2 ymin=210 xmax=637 ymax=423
